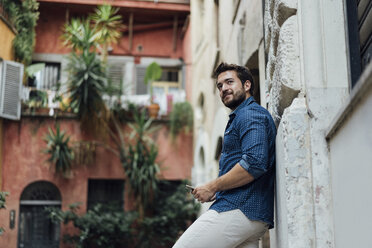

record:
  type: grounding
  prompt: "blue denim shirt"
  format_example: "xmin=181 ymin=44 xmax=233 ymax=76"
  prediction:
xmin=210 ymin=96 xmax=276 ymax=228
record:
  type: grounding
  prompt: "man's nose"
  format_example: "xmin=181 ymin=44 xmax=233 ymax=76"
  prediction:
xmin=222 ymin=83 xmax=230 ymax=92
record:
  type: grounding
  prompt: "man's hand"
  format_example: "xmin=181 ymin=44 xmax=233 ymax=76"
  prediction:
xmin=191 ymin=163 xmax=255 ymax=203
xmin=192 ymin=184 xmax=217 ymax=203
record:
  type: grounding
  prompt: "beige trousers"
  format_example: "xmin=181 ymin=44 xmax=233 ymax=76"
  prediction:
xmin=173 ymin=209 xmax=268 ymax=248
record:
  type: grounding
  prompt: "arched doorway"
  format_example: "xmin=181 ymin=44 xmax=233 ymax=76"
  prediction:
xmin=18 ymin=181 xmax=61 ymax=248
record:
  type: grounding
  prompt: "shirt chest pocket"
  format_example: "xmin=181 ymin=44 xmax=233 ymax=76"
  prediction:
xmin=223 ymin=128 xmax=240 ymax=153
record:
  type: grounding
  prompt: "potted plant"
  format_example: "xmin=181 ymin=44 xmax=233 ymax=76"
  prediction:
xmin=25 ymin=89 xmax=49 ymax=114
xmin=144 ymin=62 xmax=162 ymax=118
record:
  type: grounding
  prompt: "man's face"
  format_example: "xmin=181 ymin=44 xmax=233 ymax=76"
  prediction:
xmin=216 ymin=70 xmax=250 ymax=110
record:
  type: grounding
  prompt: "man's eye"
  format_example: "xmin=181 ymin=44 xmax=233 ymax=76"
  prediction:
xmin=228 ymin=80 xmax=233 ymax=84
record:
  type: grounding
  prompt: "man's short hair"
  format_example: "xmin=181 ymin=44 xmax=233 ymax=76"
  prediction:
xmin=213 ymin=62 xmax=254 ymax=95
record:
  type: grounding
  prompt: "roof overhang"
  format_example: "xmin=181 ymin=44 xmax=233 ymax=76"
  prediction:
xmin=37 ymin=0 xmax=190 ymax=12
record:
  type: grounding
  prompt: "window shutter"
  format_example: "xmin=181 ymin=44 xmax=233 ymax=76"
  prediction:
xmin=136 ymin=66 xmax=148 ymax=95
xmin=359 ymin=0 xmax=372 ymax=71
xmin=107 ymin=61 xmax=126 ymax=92
xmin=0 ymin=60 xmax=24 ymax=120
xmin=347 ymin=0 xmax=372 ymax=87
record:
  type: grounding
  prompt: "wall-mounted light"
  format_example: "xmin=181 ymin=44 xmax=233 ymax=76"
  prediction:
xmin=9 ymin=210 xmax=15 ymax=229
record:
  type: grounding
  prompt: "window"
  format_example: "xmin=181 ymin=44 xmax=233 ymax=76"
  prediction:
xmin=87 ymin=179 xmax=125 ymax=210
xmin=136 ymin=65 xmax=182 ymax=95
xmin=195 ymin=93 xmax=206 ymax=122
xmin=152 ymin=67 xmax=181 ymax=95
xmin=214 ymin=136 xmax=223 ymax=161
xmin=135 ymin=65 xmax=148 ymax=95
xmin=107 ymin=62 xmax=126 ymax=94
xmin=237 ymin=12 xmax=246 ymax=65
xmin=106 ymin=57 xmax=134 ymax=95
xmin=199 ymin=147 xmax=205 ymax=168
xmin=246 ymin=50 xmax=261 ymax=105
xmin=346 ymin=0 xmax=372 ymax=87
xmin=27 ymin=62 xmax=60 ymax=90
xmin=18 ymin=181 xmax=61 ymax=248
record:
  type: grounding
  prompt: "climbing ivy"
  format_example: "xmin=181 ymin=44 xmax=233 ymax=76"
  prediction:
xmin=3 ymin=0 xmax=39 ymax=65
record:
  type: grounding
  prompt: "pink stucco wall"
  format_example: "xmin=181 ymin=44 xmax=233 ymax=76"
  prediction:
xmin=0 ymin=116 xmax=192 ymax=248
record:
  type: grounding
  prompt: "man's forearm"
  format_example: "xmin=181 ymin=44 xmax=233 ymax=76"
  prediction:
xmin=209 ymin=163 xmax=255 ymax=192
xmin=193 ymin=163 xmax=254 ymax=203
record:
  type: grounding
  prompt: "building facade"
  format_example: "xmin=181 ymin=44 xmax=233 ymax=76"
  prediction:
xmin=191 ymin=0 xmax=372 ymax=247
xmin=0 ymin=1 xmax=194 ymax=247
xmin=0 ymin=1 xmax=17 ymax=191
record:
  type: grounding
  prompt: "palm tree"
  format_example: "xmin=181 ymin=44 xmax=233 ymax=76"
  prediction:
xmin=66 ymin=51 xmax=107 ymax=126
xmin=91 ymin=4 xmax=125 ymax=63
xmin=61 ymin=18 xmax=99 ymax=54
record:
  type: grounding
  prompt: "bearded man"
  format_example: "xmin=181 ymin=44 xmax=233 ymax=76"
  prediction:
xmin=173 ymin=62 xmax=276 ymax=248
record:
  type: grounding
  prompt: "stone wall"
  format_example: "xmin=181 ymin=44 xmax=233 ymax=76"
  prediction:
xmin=265 ymin=0 xmax=350 ymax=247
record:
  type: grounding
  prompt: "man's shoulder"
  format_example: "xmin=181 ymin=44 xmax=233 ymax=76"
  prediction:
xmin=236 ymin=101 xmax=275 ymax=127
xmin=238 ymin=101 xmax=270 ymax=117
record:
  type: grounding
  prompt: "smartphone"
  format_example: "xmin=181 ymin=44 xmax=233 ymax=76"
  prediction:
xmin=185 ymin=184 xmax=195 ymax=192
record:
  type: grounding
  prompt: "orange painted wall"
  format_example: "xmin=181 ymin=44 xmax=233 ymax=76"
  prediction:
xmin=0 ymin=18 xmax=16 ymax=60
xmin=0 ymin=117 xmax=192 ymax=248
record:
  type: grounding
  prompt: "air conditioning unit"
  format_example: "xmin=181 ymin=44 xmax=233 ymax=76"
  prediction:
xmin=0 ymin=59 xmax=24 ymax=120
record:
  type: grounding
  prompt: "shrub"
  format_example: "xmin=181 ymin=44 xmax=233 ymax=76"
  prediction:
xmin=169 ymin=101 xmax=193 ymax=139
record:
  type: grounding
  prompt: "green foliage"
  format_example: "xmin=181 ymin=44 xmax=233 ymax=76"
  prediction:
xmin=0 ymin=192 xmax=8 ymax=209
xmin=61 ymin=5 xmax=124 ymax=121
xmin=46 ymin=182 xmax=200 ymax=248
xmin=91 ymin=4 xmax=124 ymax=45
xmin=44 ymin=125 xmax=74 ymax=175
xmin=138 ymin=182 xmax=200 ymax=247
xmin=46 ymin=203 xmax=137 ymax=248
xmin=3 ymin=0 xmax=39 ymax=65
xmin=61 ymin=4 xmax=124 ymax=63
xmin=169 ymin=101 xmax=194 ymax=138
xmin=144 ymin=62 xmax=162 ymax=85
xmin=62 ymin=18 xmax=99 ymax=53
xmin=144 ymin=62 xmax=162 ymax=100
xmin=66 ymin=52 xmax=107 ymax=119
xmin=0 ymin=192 xmax=9 ymax=235
xmin=122 ymin=110 xmax=160 ymax=216
xmin=91 ymin=4 xmax=124 ymax=62
xmin=2 ymin=0 xmax=20 ymax=19
xmin=26 ymin=89 xmax=48 ymax=108
xmin=25 ymin=62 xmax=45 ymax=77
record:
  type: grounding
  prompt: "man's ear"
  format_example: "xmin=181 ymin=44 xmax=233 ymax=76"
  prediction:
xmin=244 ymin=80 xmax=251 ymax=92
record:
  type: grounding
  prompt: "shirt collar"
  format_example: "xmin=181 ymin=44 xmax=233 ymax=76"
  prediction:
xmin=229 ymin=96 xmax=255 ymax=119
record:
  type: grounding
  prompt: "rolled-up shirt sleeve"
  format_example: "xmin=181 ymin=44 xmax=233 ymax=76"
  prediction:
xmin=237 ymin=111 xmax=269 ymax=179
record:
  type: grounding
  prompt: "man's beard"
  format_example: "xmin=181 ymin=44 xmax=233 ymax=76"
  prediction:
xmin=222 ymin=90 xmax=246 ymax=110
